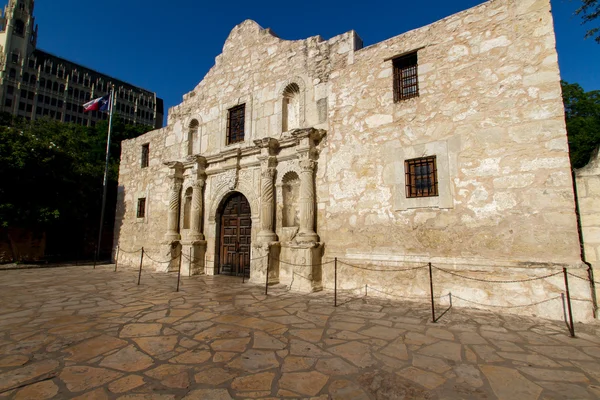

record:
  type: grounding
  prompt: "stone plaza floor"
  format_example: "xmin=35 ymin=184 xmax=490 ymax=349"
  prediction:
xmin=1 ymin=266 xmax=600 ymax=399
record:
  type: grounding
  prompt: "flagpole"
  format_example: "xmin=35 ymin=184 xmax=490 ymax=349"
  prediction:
xmin=95 ymin=85 xmax=115 ymax=265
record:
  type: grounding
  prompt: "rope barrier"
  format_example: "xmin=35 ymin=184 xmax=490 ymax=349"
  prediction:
xmin=337 ymin=259 xmax=429 ymax=272
xmin=367 ymin=286 xmax=435 ymax=300
xmin=568 ymin=272 xmax=600 ymax=286
xmin=119 ymin=247 xmax=143 ymax=254
xmin=451 ymin=294 xmax=561 ymax=309
xmin=274 ymin=258 xmax=335 ymax=267
xmin=144 ymin=253 xmax=180 ymax=264
xmin=432 ymin=266 xmax=562 ymax=283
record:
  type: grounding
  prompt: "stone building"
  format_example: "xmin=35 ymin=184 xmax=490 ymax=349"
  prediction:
xmin=0 ymin=0 xmax=163 ymax=128
xmin=115 ymin=0 xmax=597 ymax=321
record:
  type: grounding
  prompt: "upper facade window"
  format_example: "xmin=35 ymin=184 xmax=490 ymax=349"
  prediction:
xmin=405 ymin=156 xmax=438 ymax=198
xmin=141 ymin=143 xmax=149 ymax=168
xmin=393 ymin=52 xmax=419 ymax=102
xmin=227 ymin=104 xmax=245 ymax=145
xmin=14 ymin=20 xmax=25 ymax=36
xmin=188 ymin=119 xmax=199 ymax=155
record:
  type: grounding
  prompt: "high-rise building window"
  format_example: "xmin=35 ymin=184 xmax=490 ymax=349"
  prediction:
xmin=15 ymin=20 xmax=25 ymax=36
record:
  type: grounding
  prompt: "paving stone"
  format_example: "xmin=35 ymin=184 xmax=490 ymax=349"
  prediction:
xmin=253 ymin=331 xmax=287 ymax=349
xmin=71 ymin=388 xmax=109 ymax=400
xmin=454 ymin=364 xmax=484 ymax=387
xmin=279 ymin=371 xmax=329 ymax=396
xmin=289 ymin=339 xmax=331 ymax=357
xmin=538 ymin=381 xmax=594 ymax=399
xmin=458 ymin=331 xmax=488 ymax=345
xmin=133 ymin=336 xmax=178 ymax=356
xmin=13 ymin=380 xmax=59 ymax=400
xmin=64 ymin=335 xmax=128 ymax=362
xmin=120 ymin=324 xmax=163 ymax=338
xmin=161 ymin=371 xmax=190 ymax=389
xmin=227 ymin=349 xmax=279 ymax=372
xmin=398 ymin=366 xmax=446 ymax=390
xmin=0 ymin=360 xmax=59 ymax=392
xmin=194 ymin=367 xmax=236 ymax=385
xmin=169 ymin=349 xmax=212 ymax=364
xmin=497 ymin=351 xmax=561 ymax=367
xmin=359 ymin=326 xmax=403 ymax=340
xmin=472 ymin=344 xmax=505 ymax=362
xmin=60 ymin=366 xmax=122 ymax=392
xmin=480 ymin=365 xmax=543 ymax=400
xmin=210 ymin=337 xmax=251 ymax=352
xmin=195 ymin=325 xmax=250 ymax=342
xmin=288 ymin=328 xmax=323 ymax=343
xmin=412 ymin=354 xmax=451 ymax=374
xmin=108 ymin=375 xmax=146 ymax=393
xmin=518 ymin=366 xmax=590 ymax=383
xmin=100 ymin=345 xmax=155 ymax=372
xmin=527 ymin=346 xmax=594 ymax=361
xmin=328 ymin=379 xmax=370 ymax=400
xmin=315 ymin=357 xmax=358 ymax=375
xmin=329 ymin=341 xmax=376 ymax=368
xmin=426 ymin=328 xmax=455 ymax=341
xmin=380 ymin=337 xmax=409 ymax=360
xmin=282 ymin=356 xmax=316 ymax=372
xmin=144 ymin=364 xmax=189 ymax=380
xmin=182 ymin=389 xmax=233 ymax=399
xmin=0 ymin=355 xmax=29 ymax=368
xmin=418 ymin=340 xmax=462 ymax=362
xmin=231 ymin=371 xmax=274 ymax=391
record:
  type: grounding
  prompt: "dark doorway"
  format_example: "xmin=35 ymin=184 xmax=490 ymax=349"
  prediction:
xmin=218 ymin=192 xmax=251 ymax=277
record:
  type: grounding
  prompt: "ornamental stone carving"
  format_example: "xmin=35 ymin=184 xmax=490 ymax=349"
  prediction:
xmin=163 ymin=161 xmax=184 ymax=242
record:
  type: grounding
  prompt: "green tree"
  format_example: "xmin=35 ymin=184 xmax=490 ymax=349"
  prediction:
xmin=562 ymin=81 xmax=600 ymax=168
xmin=576 ymin=0 xmax=600 ymax=43
xmin=0 ymin=116 xmax=150 ymax=259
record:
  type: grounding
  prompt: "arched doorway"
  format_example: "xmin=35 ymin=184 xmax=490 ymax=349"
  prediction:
xmin=216 ymin=192 xmax=252 ymax=277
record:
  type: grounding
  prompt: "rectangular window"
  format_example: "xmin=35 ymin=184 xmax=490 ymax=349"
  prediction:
xmin=7 ymin=86 xmax=14 ymax=95
xmin=36 ymin=106 xmax=41 ymax=115
xmin=18 ymin=102 xmax=25 ymax=111
xmin=393 ymin=52 xmax=419 ymax=102
xmin=26 ymin=104 xmax=32 ymax=112
xmin=137 ymin=198 xmax=146 ymax=218
xmin=28 ymin=91 xmax=34 ymax=100
xmin=4 ymin=98 xmax=12 ymax=107
xmin=405 ymin=156 xmax=438 ymax=198
xmin=227 ymin=104 xmax=245 ymax=145
xmin=141 ymin=143 xmax=149 ymax=168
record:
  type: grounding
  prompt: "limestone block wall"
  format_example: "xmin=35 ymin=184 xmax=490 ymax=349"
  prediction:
xmin=576 ymin=149 xmax=600 ymax=305
xmin=114 ymin=0 xmax=596 ymax=321
xmin=317 ymin=0 xmax=592 ymax=320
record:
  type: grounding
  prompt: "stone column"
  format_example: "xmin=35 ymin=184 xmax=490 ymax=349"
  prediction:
xmin=164 ymin=167 xmax=183 ymax=242
xmin=189 ymin=178 xmax=205 ymax=241
xmin=257 ymin=161 xmax=277 ymax=243
xmin=297 ymin=157 xmax=319 ymax=243
xmin=254 ymin=138 xmax=279 ymax=244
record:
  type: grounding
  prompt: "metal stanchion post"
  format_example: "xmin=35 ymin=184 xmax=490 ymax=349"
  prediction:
xmin=93 ymin=245 xmax=97 ymax=269
xmin=189 ymin=248 xmax=192 ymax=277
xmin=429 ymin=262 xmax=436 ymax=323
xmin=265 ymin=252 xmax=270 ymax=296
xmin=365 ymin=284 xmax=368 ymax=297
xmin=114 ymin=246 xmax=119 ymax=272
xmin=563 ymin=268 xmax=576 ymax=337
xmin=176 ymin=248 xmax=183 ymax=292
xmin=334 ymin=257 xmax=338 ymax=307
xmin=137 ymin=247 xmax=144 ymax=286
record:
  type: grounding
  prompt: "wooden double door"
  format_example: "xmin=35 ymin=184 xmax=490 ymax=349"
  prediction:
xmin=219 ymin=193 xmax=252 ymax=276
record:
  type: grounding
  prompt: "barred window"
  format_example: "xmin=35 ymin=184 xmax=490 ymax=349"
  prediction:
xmin=137 ymin=198 xmax=146 ymax=218
xmin=141 ymin=143 xmax=149 ymax=168
xmin=227 ymin=104 xmax=245 ymax=145
xmin=393 ymin=52 xmax=419 ymax=102
xmin=405 ymin=156 xmax=438 ymax=198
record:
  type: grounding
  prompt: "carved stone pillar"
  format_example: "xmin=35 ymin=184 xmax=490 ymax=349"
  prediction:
xmin=189 ymin=178 xmax=205 ymax=241
xmin=258 ymin=161 xmax=277 ymax=243
xmin=164 ymin=162 xmax=184 ymax=242
xmin=297 ymin=157 xmax=319 ymax=243
xmin=255 ymin=138 xmax=279 ymax=244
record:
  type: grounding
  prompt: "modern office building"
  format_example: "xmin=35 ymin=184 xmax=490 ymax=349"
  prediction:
xmin=0 ymin=0 xmax=163 ymax=128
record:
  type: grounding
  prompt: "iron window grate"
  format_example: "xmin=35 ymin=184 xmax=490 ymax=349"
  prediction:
xmin=227 ymin=104 xmax=245 ymax=145
xmin=405 ymin=156 xmax=438 ymax=198
xmin=141 ymin=143 xmax=149 ymax=168
xmin=137 ymin=198 xmax=146 ymax=218
xmin=393 ymin=52 xmax=419 ymax=102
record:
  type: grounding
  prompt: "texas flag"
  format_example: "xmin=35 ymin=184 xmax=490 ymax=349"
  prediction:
xmin=83 ymin=94 xmax=111 ymax=113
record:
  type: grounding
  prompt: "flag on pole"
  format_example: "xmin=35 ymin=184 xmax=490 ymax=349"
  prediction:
xmin=83 ymin=94 xmax=111 ymax=113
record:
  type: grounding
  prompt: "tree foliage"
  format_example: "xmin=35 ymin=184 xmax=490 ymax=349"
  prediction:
xmin=562 ymin=81 xmax=600 ymax=168
xmin=0 ymin=114 xmax=150 ymax=257
xmin=576 ymin=0 xmax=600 ymax=43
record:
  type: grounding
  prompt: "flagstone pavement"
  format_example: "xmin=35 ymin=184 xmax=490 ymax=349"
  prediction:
xmin=1 ymin=266 xmax=600 ymax=399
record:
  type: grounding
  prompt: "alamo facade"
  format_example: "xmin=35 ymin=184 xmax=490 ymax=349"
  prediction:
xmin=114 ymin=0 xmax=598 ymax=322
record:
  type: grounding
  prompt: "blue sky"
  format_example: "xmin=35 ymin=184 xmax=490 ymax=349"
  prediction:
xmin=26 ymin=0 xmax=599 ymax=119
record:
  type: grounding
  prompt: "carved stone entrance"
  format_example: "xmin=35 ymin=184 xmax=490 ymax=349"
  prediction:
xmin=217 ymin=193 xmax=252 ymax=276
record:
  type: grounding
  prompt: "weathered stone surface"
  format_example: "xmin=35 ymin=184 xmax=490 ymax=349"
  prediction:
xmin=253 ymin=331 xmax=286 ymax=349
xmin=227 ymin=350 xmax=279 ymax=372
xmin=480 ymin=365 xmax=542 ymax=400
xmin=329 ymin=342 xmax=375 ymax=368
xmin=279 ymin=371 xmax=329 ymax=396
xmin=0 ymin=355 xmax=29 ymax=368
xmin=169 ymin=349 xmax=212 ymax=364
xmin=60 ymin=366 xmax=122 ymax=392
xmin=231 ymin=372 xmax=274 ymax=392
xmin=399 ymin=367 xmax=446 ymax=390
xmin=64 ymin=335 xmax=127 ymax=362
xmin=418 ymin=341 xmax=462 ymax=362
xmin=194 ymin=368 xmax=236 ymax=385
xmin=182 ymin=389 xmax=233 ymax=400
xmin=328 ymin=379 xmax=371 ymax=400
xmin=315 ymin=358 xmax=358 ymax=375
xmin=0 ymin=360 xmax=59 ymax=392
xmin=283 ymin=356 xmax=316 ymax=372
xmin=210 ymin=338 xmax=250 ymax=353
xmin=120 ymin=324 xmax=163 ymax=338
xmin=100 ymin=345 xmax=155 ymax=372
xmin=133 ymin=336 xmax=178 ymax=356
xmin=108 ymin=375 xmax=146 ymax=393
xmin=14 ymin=380 xmax=59 ymax=400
